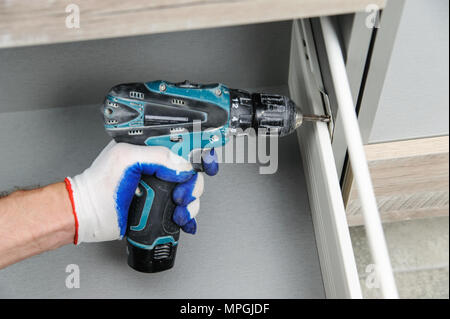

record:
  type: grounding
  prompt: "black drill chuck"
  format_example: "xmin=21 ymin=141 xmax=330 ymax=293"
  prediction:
xmin=229 ymin=89 xmax=302 ymax=137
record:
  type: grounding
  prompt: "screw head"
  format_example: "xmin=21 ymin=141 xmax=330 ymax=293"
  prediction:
xmin=159 ymin=83 xmax=167 ymax=92
xmin=209 ymin=135 xmax=220 ymax=142
xmin=135 ymin=186 xmax=143 ymax=197
xmin=104 ymin=107 xmax=113 ymax=116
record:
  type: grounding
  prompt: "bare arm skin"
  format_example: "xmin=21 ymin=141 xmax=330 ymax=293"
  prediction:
xmin=0 ymin=182 xmax=75 ymax=269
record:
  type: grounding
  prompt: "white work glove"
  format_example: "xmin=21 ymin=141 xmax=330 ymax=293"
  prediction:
xmin=64 ymin=140 xmax=218 ymax=244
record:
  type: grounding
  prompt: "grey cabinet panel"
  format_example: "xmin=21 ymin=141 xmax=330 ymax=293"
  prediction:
xmin=369 ymin=0 xmax=449 ymax=143
xmin=0 ymin=98 xmax=324 ymax=298
xmin=0 ymin=21 xmax=291 ymax=114
xmin=0 ymin=19 xmax=325 ymax=299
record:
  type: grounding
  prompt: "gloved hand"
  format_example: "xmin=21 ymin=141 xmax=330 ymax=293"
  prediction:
xmin=64 ymin=141 xmax=218 ymax=244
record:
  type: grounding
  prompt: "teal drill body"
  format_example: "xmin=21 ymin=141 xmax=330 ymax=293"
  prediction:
xmin=102 ymin=80 xmax=305 ymax=273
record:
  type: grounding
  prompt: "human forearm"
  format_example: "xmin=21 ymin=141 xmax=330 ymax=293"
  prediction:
xmin=0 ymin=182 xmax=75 ymax=269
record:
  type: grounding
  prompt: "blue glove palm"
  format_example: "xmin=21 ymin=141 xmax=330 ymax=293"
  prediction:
xmin=170 ymin=148 xmax=219 ymax=234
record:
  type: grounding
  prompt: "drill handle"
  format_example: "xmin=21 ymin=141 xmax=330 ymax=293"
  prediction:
xmin=126 ymin=174 xmax=180 ymax=273
xmin=125 ymin=149 xmax=218 ymax=273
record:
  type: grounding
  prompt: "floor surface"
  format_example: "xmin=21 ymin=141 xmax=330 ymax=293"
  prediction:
xmin=350 ymin=216 xmax=449 ymax=299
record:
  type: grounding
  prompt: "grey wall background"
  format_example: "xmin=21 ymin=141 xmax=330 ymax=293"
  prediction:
xmin=369 ymin=0 xmax=449 ymax=143
xmin=0 ymin=22 xmax=325 ymax=298
xmin=0 ymin=21 xmax=290 ymax=114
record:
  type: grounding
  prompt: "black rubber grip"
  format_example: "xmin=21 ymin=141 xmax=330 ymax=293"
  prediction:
xmin=126 ymin=174 xmax=180 ymax=273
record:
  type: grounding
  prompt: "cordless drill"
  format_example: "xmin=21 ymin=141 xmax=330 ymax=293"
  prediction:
xmin=102 ymin=80 xmax=329 ymax=273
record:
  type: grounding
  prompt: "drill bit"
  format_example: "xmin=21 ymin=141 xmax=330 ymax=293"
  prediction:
xmin=294 ymin=111 xmax=331 ymax=130
xmin=302 ymin=114 xmax=331 ymax=123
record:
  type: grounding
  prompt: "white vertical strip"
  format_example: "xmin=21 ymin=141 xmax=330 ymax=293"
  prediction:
xmin=320 ymin=16 xmax=398 ymax=298
xmin=289 ymin=19 xmax=362 ymax=298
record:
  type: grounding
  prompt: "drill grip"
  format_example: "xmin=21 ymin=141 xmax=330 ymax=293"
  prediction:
xmin=126 ymin=174 xmax=180 ymax=273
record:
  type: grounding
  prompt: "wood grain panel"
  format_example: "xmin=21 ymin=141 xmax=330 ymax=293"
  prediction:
xmin=346 ymin=136 xmax=449 ymax=226
xmin=0 ymin=0 xmax=385 ymax=49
